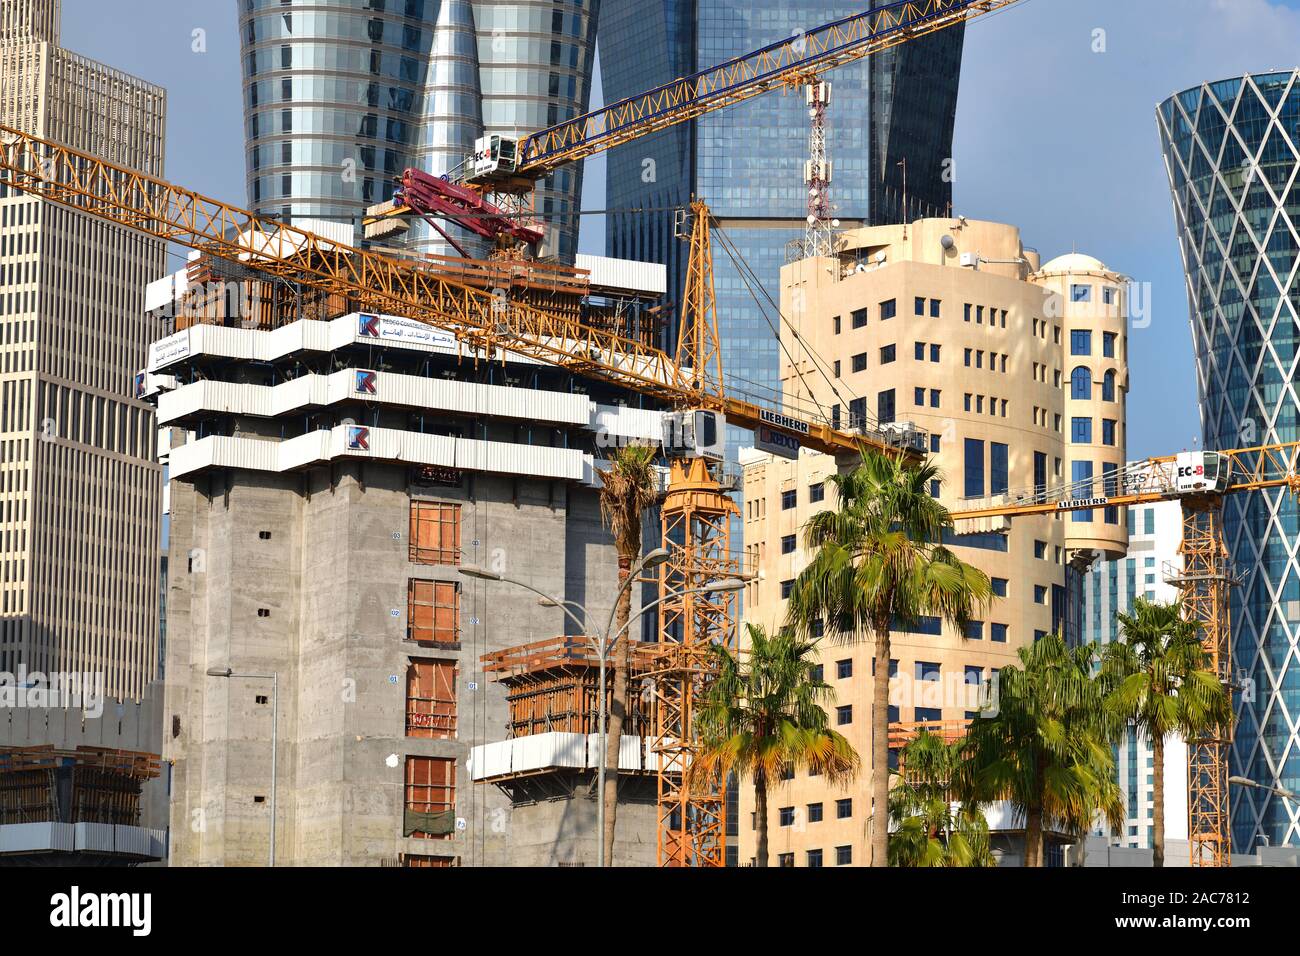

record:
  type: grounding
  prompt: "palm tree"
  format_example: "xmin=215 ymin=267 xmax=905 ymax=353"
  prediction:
xmin=889 ymin=730 xmax=995 ymax=867
xmin=956 ymin=634 xmax=1125 ymax=867
xmin=1101 ymin=597 xmax=1232 ymax=867
xmin=596 ymin=443 xmax=659 ymax=867
xmin=694 ymin=624 xmax=859 ymax=867
xmin=786 ymin=449 xmax=991 ymax=867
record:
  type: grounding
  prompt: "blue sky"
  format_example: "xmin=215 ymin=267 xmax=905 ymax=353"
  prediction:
xmin=60 ymin=0 xmax=1300 ymax=458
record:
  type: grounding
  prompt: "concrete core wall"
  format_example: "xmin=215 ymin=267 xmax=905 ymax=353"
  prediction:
xmin=165 ymin=460 xmax=652 ymax=866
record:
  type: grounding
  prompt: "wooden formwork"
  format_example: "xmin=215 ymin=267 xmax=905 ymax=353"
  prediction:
xmin=482 ymin=635 xmax=658 ymax=738
xmin=0 ymin=746 xmax=161 ymax=827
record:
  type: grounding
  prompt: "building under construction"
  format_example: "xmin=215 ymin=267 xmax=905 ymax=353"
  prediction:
xmin=147 ymin=236 xmax=674 ymax=867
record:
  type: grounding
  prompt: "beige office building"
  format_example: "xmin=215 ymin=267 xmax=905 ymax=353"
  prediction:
xmin=0 ymin=0 xmax=166 ymax=703
xmin=738 ymin=219 xmax=1130 ymax=867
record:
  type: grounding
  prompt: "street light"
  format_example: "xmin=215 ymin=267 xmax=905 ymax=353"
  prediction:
xmin=1229 ymin=775 xmax=1299 ymax=803
xmin=458 ymin=553 xmax=739 ymax=866
xmin=206 ymin=666 xmax=279 ymax=867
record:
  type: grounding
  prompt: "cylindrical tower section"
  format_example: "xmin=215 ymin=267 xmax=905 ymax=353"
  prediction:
xmin=1158 ymin=71 xmax=1300 ymax=852
xmin=1035 ymin=254 xmax=1129 ymax=561
xmin=238 ymin=0 xmax=439 ymax=233
xmin=472 ymin=0 xmax=600 ymax=263
xmin=410 ymin=0 xmax=485 ymax=258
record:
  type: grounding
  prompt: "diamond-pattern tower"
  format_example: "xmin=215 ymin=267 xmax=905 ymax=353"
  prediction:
xmin=1158 ymin=72 xmax=1300 ymax=852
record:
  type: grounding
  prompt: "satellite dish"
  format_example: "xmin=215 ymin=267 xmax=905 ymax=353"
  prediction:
xmin=941 ymin=235 xmax=956 ymax=250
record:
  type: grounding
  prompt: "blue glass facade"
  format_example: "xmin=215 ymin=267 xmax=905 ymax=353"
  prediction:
xmin=1159 ymin=72 xmax=1300 ymax=850
xmin=239 ymin=0 xmax=599 ymax=260
xmin=601 ymin=0 xmax=963 ymax=405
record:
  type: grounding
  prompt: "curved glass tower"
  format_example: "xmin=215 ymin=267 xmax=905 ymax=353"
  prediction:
xmin=239 ymin=0 xmax=598 ymax=260
xmin=1158 ymin=72 xmax=1300 ymax=851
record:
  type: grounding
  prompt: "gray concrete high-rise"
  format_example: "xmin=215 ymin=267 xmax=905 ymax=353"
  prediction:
xmin=238 ymin=0 xmax=599 ymax=261
xmin=1159 ymin=72 xmax=1300 ymax=852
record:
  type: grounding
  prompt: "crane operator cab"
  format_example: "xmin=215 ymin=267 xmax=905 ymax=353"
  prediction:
xmin=470 ymin=135 xmax=521 ymax=184
xmin=1174 ymin=451 xmax=1229 ymax=495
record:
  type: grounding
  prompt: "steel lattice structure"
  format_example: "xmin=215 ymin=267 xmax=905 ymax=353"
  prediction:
xmin=1158 ymin=72 xmax=1300 ymax=852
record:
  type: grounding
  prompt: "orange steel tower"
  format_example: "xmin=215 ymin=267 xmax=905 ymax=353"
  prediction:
xmin=1167 ymin=502 xmax=1235 ymax=867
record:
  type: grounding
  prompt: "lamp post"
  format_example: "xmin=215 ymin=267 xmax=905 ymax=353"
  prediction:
xmin=1229 ymin=775 xmax=1299 ymax=804
xmin=459 ymin=556 xmax=745 ymax=866
xmin=206 ymin=666 xmax=278 ymax=867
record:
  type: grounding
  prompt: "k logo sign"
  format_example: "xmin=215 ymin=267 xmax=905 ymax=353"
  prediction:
xmin=355 ymin=370 xmax=377 ymax=395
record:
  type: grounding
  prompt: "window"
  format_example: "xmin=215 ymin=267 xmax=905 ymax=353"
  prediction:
xmin=407 ymin=659 xmax=456 ymax=738
xmin=836 ymin=659 xmax=853 ymax=679
xmin=1034 ymin=585 xmax=1047 ymax=604
xmin=915 ymin=296 xmax=926 ymax=316
xmin=964 ymin=303 xmax=972 ymax=322
xmin=810 ymin=482 xmax=825 ymax=503
xmin=836 ymin=798 xmax=852 ymax=819
xmin=916 ymin=387 xmax=927 ymax=407
xmin=1102 ymin=419 xmax=1116 ymax=446
xmin=1071 ymin=283 xmax=1092 ymax=303
xmin=930 ymin=389 xmax=941 ymax=409
xmin=1070 ymin=366 xmax=1092 ymax=400
xmin=1070 ymin=330 xmax=1091 ymax=355
xmin=807 ymin=849 xmax=824 ymax=868
xmin=991 ymin=442 xmax=1009 ymax=495
xmin=992 ymin=577 xmax=1008 ymax=597
xmin=781 ymin=489 xmax=797 ymax=510
xmin=781 ymin=534 xmax=797 ymax=555
xmin=1034 ymin=539 xmax=1047 ymax=559
xmin=930 ymin=435 xmax=941 ymax=454
xmin=777 ymin=853 xmax=795 ymax=868
xmin=833 ymin=315 xmax=842 ymax=334
xmin=930 ymin=344 xmax=941 ymax=363
xmin=1103 ymin=370 xmax=1116 ymax=402
xmin=964 ymin=348 xmax=972 ymax=367
xmin=781 ymin=579 xmax=795 ymax=600
xmin=836 ymin=705 xmax=853 ymax=725
xmin=1072 ymin=460 xmax=1094 ymax=523
xmin=851 ymin=308 xmax=868 ymax=329
xmin=930 ymin=299 xmax=941 ymax=318
xmin=915 ymin=341 xmax=926 ymax=361
xmin=965 ymin=620 xmax=983 ymax=640
xmin=1103 ymin=332 xmax=1117 ymax=358
xmin=1072 ymin=417 xmax=1093 ymax=443
xmin=877 ymin=390 xmax=895 ymax=425
xmin=836 ymin=845 xmax=852 ymax=866
xmin=850 ymin=397 xmax=868 ymax=429
xmin=964 ymin=439 xmax=985 ymax=497
xmin=991 ymin=623 xmax=1008 ymax=643
xmin=880 ymin=344 xmax=896 ymax=365
xmin=779 ymin=807 xmax=796 ymax=827
xmin=408 ymin=580 xmax=460 ymax=645
xmin=880 ymin=298 xmax=897 ymax=320
xmin=833 ymin=360 xmax=841 ymax=378
xmin=405 ymin=756 xmax=455 ymax=839
xmin=852 ymin=352 xmax=868 ymax=373
xmin=808 ymin=803 xmax=824 ymax=823
xmin=811 ymin=664 xmax=824 ymax=683
xmin=410 ymin=501 xmax=461 ymax=565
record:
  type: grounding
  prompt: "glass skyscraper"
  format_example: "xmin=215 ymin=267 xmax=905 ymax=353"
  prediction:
xmin=238 ymin=0 xmax=599 ymax=261
xmin=1158 ymin=72 xmax=1300 ymax=851
xmin=600 ymin=0 xmax=964 ymax=399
